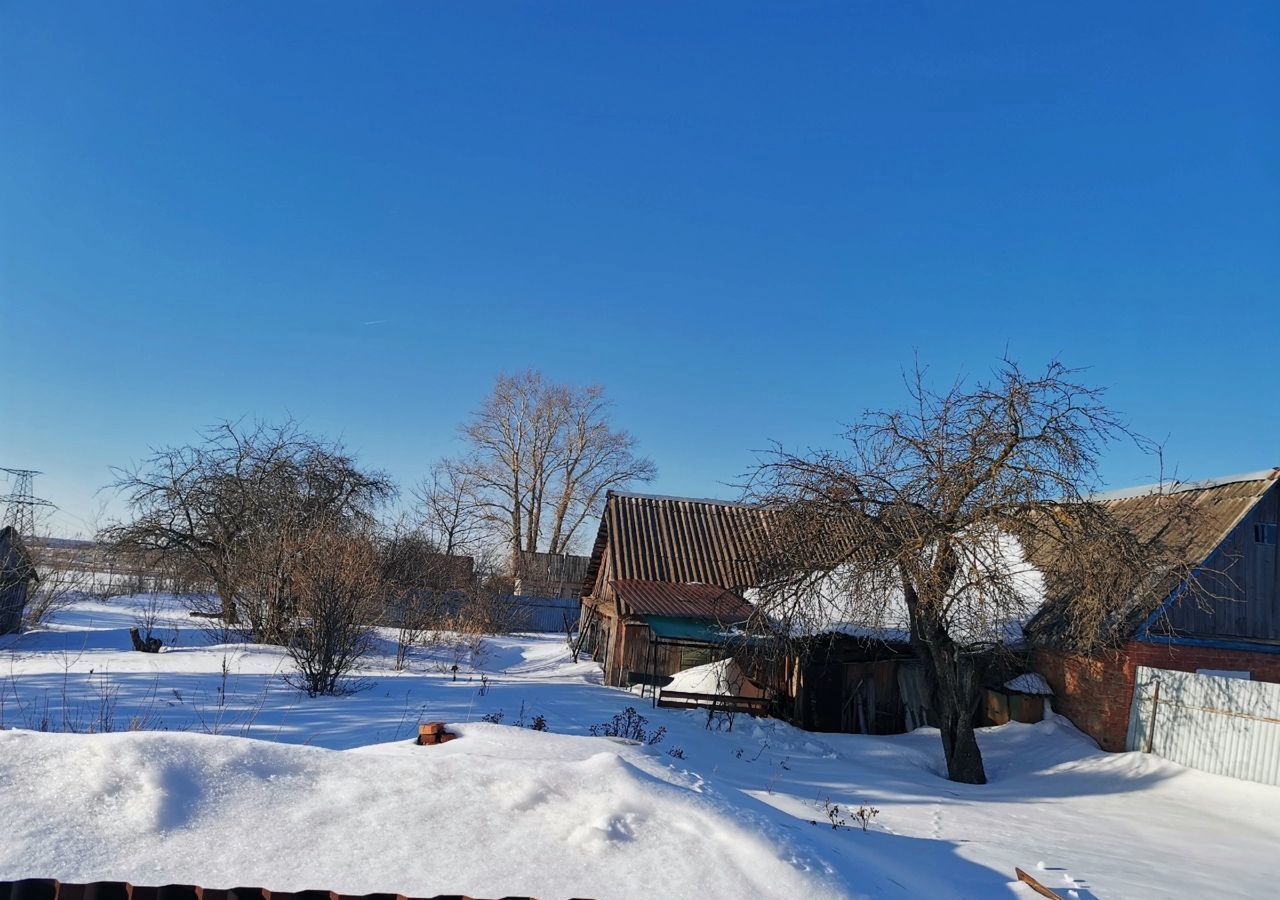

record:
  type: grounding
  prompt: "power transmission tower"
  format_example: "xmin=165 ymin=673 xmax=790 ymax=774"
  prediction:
xmin=0 ymin=468 xmax=55 ymax=537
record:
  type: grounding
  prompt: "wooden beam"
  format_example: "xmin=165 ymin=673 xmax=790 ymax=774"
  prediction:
xmin=1014 ymin=868 xmax=1062 ymax=899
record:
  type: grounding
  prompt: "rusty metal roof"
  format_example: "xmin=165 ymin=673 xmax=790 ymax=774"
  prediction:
xmin=581 ymin=492 xmax=874 ymax=598
xmin=583 ymin=493 xmax=773 ymax=595
xmin=611 ymin=579 xmax=755 ymax=621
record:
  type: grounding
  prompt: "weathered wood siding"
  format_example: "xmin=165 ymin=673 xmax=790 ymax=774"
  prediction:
xmin=1165 ymin=481 xmax=1280 ymax=640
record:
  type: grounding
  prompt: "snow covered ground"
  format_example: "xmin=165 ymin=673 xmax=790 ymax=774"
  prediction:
xmin=1 ymin=595 xmax=1278 ymax=899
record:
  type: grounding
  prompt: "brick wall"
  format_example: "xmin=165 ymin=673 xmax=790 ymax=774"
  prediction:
xmin=1033 ymin=642 xmax=1280 ymax=752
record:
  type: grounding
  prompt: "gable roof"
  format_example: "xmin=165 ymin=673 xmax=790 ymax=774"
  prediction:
xmin=583 ymin=491 xmax=775 ymax=595
xmin=1090 ymin=469 xmax=1279 ymax=565
xmin=612 ymin=579 xmax=756 ymax=621
xmin=582 ymin=491 xmax=886 ymax=602
xmin=1025 ymin=467 xmax=1280 ymax=645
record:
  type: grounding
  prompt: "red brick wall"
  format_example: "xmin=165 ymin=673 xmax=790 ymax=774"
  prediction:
xmin=1033 ymin=642 xmax=1280 ymax=752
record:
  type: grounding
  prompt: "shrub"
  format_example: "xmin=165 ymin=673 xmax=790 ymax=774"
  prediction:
xmin=812 ymin=799 xmax=880 ymax=832
xmin=589 ymin=706 xmax=666 ymax=745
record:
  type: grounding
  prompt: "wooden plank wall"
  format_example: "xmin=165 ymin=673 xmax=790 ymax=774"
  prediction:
xmin=1167 ymin=482 xmax=1279 ymax=640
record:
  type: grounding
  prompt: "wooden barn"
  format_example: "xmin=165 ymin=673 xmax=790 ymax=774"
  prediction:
xmin=785 ymin=631 xmax=930 ymax=734
xmin=577 ymin=492 xmax=772 ymax=689
xmin=0 ymin=526 xmax=38 ymax=634
xmin=576 ymin=491 xmax=927 ymax=734
xmin=1028 ymin=468 xmax=1280 ymax=750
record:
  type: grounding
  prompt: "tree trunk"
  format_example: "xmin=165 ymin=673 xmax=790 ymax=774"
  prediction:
xmin=937 ymin=697 xmax=986 ymax=784
xmin=921 ymin=643 xmax=987 ymax=784
xmin=215 ymin=576 xmax=239 ymax=625
xmin=905 ymin=581 xmax=988 ymax=785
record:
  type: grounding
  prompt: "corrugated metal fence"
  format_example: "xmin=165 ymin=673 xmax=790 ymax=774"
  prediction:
xmin=1126 ymin=666 xmax=1280 ymax=786
xmin=504 ymin=596 xmax=581 ymax=635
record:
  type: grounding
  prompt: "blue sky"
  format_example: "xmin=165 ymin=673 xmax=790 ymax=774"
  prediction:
xmin=2 ymin=2 xmax=1277 ymax=537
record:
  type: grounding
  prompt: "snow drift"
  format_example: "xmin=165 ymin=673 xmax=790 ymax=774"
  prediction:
xmin=0 ymin=727 xmax=843 ymax=900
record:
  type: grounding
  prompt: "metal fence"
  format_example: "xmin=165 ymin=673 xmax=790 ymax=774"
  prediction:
xmin=1126 ymin=665 xmax=1280 ymax=786
xmin=504 ymin=595 xmax=581 ymax=634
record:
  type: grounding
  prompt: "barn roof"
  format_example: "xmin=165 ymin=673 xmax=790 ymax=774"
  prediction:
xmin=1025 ymin=467 xmax=1280 ymax=646
xmin=582 ymin=492 xmax=775 ymax=595
xmin=1089 ymin=468 xmax=1279 ymax=565
xmin=582 ymin=491 xmax=885 ymax=604
xmin=612 ymin=579 xmax=756 ymax=621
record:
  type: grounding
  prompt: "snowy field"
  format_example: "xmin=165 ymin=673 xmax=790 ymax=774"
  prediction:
xmin=2 ymin=596 xmax=1278 ymax=899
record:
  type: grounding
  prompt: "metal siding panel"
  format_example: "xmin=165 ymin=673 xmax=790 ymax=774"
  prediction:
xmin=1130 ymin=665 xmax=1280 ymax=785
xmin=504 ymin=596 xmax=583 ymax=633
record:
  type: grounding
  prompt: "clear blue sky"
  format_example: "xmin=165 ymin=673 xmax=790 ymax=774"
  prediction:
xmin=2 ymin=2 xmax=1277 ymax=537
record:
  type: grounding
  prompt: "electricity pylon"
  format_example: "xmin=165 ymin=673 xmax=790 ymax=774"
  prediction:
xmin=0 ymin=468 xmax=55 ymax=537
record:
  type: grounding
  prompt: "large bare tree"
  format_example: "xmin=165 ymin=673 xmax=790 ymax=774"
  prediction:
xmin=414 ymin=459 xmax=486 ymax=558
xmin=747 ymin=360 xmax=1204 ymax=784
xmin=102 ymin=420 xmax=394 ymax=631
xmin=448 ymin=370 xmax=656 ymax=560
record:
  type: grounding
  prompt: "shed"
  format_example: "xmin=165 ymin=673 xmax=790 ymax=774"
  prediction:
xmin=578 ymin=576 xmax=755 ymax=686
xmin=0 ymin=526 xmax=38 ymax=634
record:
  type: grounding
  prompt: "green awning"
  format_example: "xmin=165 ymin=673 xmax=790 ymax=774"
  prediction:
xmin=643 ymin=615 xmax=742 ymax=645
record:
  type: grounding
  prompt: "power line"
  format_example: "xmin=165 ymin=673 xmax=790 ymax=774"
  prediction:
xmin=0 ymin=467 xmax=56 ymax=537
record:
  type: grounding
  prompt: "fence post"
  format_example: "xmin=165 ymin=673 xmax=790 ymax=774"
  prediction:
xmin=1143 ymin=678 xmax=1162 ymax=754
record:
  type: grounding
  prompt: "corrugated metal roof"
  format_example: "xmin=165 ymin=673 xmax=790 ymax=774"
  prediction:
xmin=1099 ymin=469 xmax=1279 ymax=564
xmin=1026 ymin=468 xmax=1280 ymax=645
xmin=586 ymin=494 xmax=773 ymax=593
xmin=611 ymin=579 xmax=755 ymax=621
xmin=643 ymin=614 xmax=743 ymax=644
xmin=581 ymin=492 xmax=882 ymax=598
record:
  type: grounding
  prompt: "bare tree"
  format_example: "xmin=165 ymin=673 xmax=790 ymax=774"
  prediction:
xmin=747 ymin=360 xmax=1204 ymax=784
xmin=102 ymin=420 xmax=394 ymax=631
xmin=19 ymin=512 xmax=95 ymax=629
xmin=21 ymin=542 xmax=92 ymax=629
xmin=450 ymin=370 xmax=656 ymax=561
xmin=414 ymin=459 xmax=486 ymax=558
xmin=379 ymin=524 xmax=469 ymax=670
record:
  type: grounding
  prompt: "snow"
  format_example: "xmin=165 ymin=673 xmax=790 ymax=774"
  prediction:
xmin=0 ymin=728 xmax=833 ymax=899
xmin=1004 ymin=673 xmax=1053 ymax=696
xmin=663 ymin=657 xmax=756 ymax=696
xmin=3 ymin=593 xmax=1280 ymax=899
xmin=746 ymin=530 xmax=1045 ymax=648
